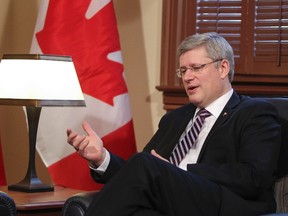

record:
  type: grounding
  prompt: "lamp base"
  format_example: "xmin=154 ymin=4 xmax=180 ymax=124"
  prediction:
xmin=8 ymin=177 xmax=54 ymax=193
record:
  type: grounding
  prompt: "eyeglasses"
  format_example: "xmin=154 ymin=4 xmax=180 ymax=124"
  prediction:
xmin=176 ymin=59 xmax=223 ymax=78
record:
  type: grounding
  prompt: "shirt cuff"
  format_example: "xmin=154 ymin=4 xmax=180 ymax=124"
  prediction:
xmin=89 ymin=148 xmax=110 ymax=175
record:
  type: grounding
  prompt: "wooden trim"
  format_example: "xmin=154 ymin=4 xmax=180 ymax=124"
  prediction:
xmin=158 ymin=0 xmax=288 ymax=111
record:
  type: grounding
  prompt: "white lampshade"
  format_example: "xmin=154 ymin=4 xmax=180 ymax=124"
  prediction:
xmin=0 ymin=54 xmax=85 ymax=107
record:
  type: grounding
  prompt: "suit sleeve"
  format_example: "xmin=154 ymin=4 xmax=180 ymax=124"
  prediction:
xmin=90 ymin=153 xmax=125 ymax=184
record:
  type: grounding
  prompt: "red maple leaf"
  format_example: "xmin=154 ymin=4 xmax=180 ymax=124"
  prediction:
xmin=36 ymin=0 xmax=127 ymax=106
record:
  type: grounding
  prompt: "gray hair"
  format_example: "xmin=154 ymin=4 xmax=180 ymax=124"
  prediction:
xmin=177 ymin=32 xmax=235 ymax=82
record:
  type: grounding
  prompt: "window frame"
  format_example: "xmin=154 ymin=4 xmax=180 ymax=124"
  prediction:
xmin=157 ymin=0 xmax=288 ymax=103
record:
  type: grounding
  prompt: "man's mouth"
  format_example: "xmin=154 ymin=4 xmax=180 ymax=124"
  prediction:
xmin=187 ymin=85 xmax=198 ymax=93
xmin=188 ymin=86 xmax=196 ymax=90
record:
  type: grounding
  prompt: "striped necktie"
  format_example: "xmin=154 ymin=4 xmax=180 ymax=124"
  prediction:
xmin=169 ymin=108 xmax=211 ymax=166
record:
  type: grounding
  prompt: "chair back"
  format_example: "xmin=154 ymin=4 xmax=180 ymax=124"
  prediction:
xmin=0 ymin=191 xmax=17 ymax=216
xmin=260 ymin=97 xmax=288 ymax=213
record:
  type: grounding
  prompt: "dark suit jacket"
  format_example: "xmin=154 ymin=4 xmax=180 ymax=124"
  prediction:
xmin=92 ymin=91 xmax=282 ymax=214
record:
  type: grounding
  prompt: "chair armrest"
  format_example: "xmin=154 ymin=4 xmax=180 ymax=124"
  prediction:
xmin=0 ymin=191 xmax=17 ymax=216
xmin=261 ymin=214 xmax=288 ymax=216
xmin=274 ymin=175 xmax=288 ymax=213
xmin=62 ymin=191 xmax=99 ymax=216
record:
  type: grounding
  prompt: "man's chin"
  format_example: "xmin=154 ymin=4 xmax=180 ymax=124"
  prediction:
xmin=188 ymin=97 xmax=201 ymax=106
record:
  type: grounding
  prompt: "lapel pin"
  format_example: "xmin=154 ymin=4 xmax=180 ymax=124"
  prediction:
xmin=223 ymin=112 xmax=228 ymax=116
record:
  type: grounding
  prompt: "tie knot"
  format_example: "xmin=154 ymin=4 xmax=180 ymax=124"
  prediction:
xmin=197 ymin=108 xmax=211 ymax=120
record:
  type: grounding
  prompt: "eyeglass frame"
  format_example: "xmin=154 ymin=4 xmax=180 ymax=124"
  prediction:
xmin=176 ymin=59 xmax=223 ymax=78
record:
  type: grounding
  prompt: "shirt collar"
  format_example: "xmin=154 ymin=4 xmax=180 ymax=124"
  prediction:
xmin=197 ymin=89 xmax=233 ymax=119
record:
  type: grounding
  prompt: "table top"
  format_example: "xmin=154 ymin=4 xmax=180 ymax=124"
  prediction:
xmin=0 ymin=185 xmax=86 ymax=210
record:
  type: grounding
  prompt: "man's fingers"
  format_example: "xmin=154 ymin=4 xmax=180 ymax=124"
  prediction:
xmin=66 ymin=128 xmax=72 ymax=136
xmin=151 ymin=149 xmax=158 ymax=156
xmin=78 ymin=138 xmax=89 ymax=152
xmin=151 ymin=149 xmax=162 ymax=158
xmin=151 ymin=149 xmax=169 ymax=163
xmin=67 ymin=130 xmax=76 ymax=144
xmin=67 ymin=131 xmax=86 ymax=150
xmin=82 ymin=121 xmax=95 ymax=137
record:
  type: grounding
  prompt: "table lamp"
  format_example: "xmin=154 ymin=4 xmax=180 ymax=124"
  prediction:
xmin=0 ymin=54 xmax=86 ymax=192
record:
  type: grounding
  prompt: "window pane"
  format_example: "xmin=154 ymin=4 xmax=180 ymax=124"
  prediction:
xmin=255 ymin=0 xmax=288 ymax=63
xmin=196 ymin=0 xmax=242 ymax=58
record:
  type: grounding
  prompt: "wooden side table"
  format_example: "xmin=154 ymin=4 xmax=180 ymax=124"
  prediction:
xmin=0 ymin=186 xmax=86 ymax=216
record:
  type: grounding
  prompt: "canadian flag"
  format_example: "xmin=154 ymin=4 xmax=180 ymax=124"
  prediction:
xmin=0 ymin=136 xmax=6 ymax=186
xmin=30 ymin=0 xmax=137 ymax=190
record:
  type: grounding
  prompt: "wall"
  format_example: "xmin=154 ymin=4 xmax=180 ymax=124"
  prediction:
xmin=0 ymin=0 xmax=164 ymax=185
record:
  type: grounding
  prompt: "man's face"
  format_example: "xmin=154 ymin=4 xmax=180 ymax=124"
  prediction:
xmin=179 ymin=46 xmax=230 ymax=107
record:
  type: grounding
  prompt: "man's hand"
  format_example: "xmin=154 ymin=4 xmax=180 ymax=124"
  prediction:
xmin=151 ymin=149 xmax=169 ymax=163
xmin=67 ymin=121 xmax=106 ymax=166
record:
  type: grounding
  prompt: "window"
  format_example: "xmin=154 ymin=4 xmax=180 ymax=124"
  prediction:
xmin=158 ymin=0 xmax=288 ymax=98
xmin=255 ymin=0 xmax=288 ymax=66
xmin=195 ymin=0 xmax=288 ymax=76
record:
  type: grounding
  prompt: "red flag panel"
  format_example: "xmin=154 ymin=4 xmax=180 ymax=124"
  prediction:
xmin=32 ymin=0 xmax=137 ymax=190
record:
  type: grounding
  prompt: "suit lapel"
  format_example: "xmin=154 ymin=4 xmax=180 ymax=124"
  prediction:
xmin=197 ymin=91 xmax=241 ymax=161
xmin=159 ymin=104 xmax=197 ymax=159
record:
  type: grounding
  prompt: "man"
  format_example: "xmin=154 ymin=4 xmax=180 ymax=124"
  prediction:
xmin=67 ymin=32 xmax=281 ymax=215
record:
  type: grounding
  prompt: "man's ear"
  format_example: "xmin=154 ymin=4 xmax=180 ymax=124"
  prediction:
xmin=219 ymin=59 xmax=230 ymax=79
